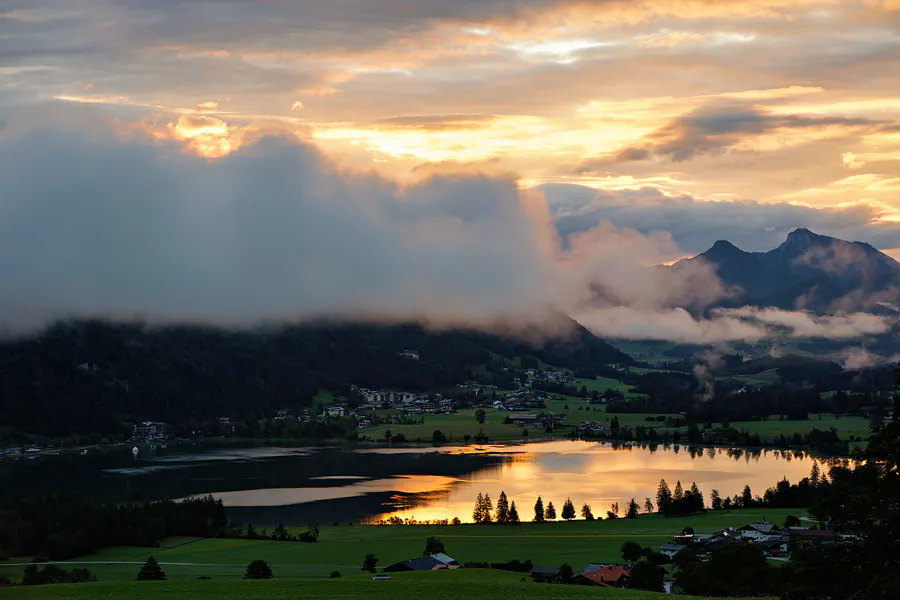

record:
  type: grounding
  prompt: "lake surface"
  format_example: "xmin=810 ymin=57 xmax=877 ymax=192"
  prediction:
xmin=5 ymin=440 xmax=837 ymax=524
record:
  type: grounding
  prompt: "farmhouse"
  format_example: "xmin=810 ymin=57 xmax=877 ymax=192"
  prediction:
xmin=576 ymin=565 xmax=630 ymax=587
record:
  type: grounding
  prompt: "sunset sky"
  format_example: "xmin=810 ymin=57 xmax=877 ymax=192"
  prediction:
xmin=2 ymin=1 xmax=900 ymax=337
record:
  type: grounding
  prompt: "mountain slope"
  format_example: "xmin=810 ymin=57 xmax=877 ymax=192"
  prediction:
xmin=0 ymin=319 xmax=631 ymax=441
xmin=676 ymin=228 xmax=900 ymax=312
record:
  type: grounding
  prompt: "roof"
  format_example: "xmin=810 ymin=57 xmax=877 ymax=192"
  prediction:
xmin=741 ymin=521 xmax=778 ymax=533
xmin=509 ymin=413 xmax=538 ymax=420
xmin=429 ymin=553 xmax=458 ymax=565
xmin=576 ymin=571 xmax=614 ymax=587
xmin=385 ymin=556 xmax=443 ymax=571
xmin=660 ymin=544 xmax=682 ymax=551
xmin=585 ymin=565 xmax=630 ymax=583
xmin=531 ymin=567 xmax=560 ymax=576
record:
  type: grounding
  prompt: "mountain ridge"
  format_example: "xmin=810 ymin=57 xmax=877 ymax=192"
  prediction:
xmin=675 ymin=228 xmax=900 ymax=312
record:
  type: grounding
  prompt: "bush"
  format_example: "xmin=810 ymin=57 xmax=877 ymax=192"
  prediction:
xmin=362 ymin=554 xmax=378 ymax=573
xmin=69 ymin=568 xmax=97 ymax=583
xmin=0 ymin=575 xmax=11 ymax=585
xmin=244 ymin=560 xmax=274 ymax=580
xmin=198 ymin=575 xmax=212 ymax=580
xmin=330 ymin=570 xmax=341 ymax=578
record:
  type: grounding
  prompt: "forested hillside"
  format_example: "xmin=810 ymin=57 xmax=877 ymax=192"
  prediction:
xmin=0 ymin=320 xmax=631 ymax=442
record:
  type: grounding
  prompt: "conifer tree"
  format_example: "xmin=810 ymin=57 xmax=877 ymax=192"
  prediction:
xmin=136 ymin=556 xmax=166 ymax=581
xmin=544 ymin=501 xmax=556 ymax=521
xmin=656 ymin=479 xmax=672 ymax=513
xmin=626 ymin=498 xmax=640 ymax=519
xmin=509 ymin=501 xmax=520 ymax=523
xmin=495 ymin=491 xmax=510 ymax=523
xmin=473 ymin=492 xmax=485 ymax=523
xmin=644 ymin=497 xmax=654 ymax=514
xmin=711 ymin=489 xmax=722 ymax=510
xmin=482 ymin=493 xmax=493 ymax=523
xmin=673 ymin=480 xmax=684 ymax=501
xmin=533 ymin=496 xmax=545 ymax=522
xmin=810 ymin=461 xmax=820 ymax=487
xmin=561 ymin=498 xmax=576 ymax=520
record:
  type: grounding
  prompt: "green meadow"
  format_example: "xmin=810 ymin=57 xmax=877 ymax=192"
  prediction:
xmin=0 ymin=569 xmax=775 ymax=600
xmin=0 ymin=509 xmax=802 ymax=584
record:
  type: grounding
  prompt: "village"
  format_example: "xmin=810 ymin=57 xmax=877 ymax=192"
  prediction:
xmin=370 ymin=517 xmax=852 ymax=595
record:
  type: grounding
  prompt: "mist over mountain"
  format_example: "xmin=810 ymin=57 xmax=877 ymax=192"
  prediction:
xmin=674 ymin=228 xmax=900 ymax=313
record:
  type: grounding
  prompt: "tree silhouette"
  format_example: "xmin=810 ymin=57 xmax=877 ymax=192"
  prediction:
xmin=495 ymin=491 xmax=510 ymax=523
xmin=621 ymin=541 xmax=643 ymax=564
xmin=626 ymin=498 xmax=640 ymax=519
xmin=509 ymin=501 xmax=520 ymax=524
xmin=644 ymin=497 xmax=654 ymax=514
xmin=561 ymin=498 xmax=576 ymax=520
xmin=423 ymin=536 xmax=445 ymax=556
xmin=136 ymin=556 xmax=166 ymax=581
xmin=544 ymin=501 xmax=556 ymax=521
xmin=244 ymin=560 xmax=273 ymax=579
xmin=581 ymin=503 xmax=594 ymax=521
xmin=362 ymin=554 xmax=378 ymax=573
xmin=533 ymin=496 xmax=545 ymax=522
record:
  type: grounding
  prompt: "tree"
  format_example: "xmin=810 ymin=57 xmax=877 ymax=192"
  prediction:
xmin=362 ymin=554 xmax=378 ymax=573
xmin=656 ymin=479 xmax=672 ymax=514
xmin=509 ymin=501 xmax=520 ymax=524
xmin=533 ymin=496 xmax=545 ymax=522
xmin=561 ymin=498 xmax=576 ymax=521
xmin=710 ymin=489 xmax=722 ymax=510
xmin=741 ymin=485 xmax=754 ymax=508
xmin=673 ymin=480 xmax=684 ymax=501
xmin=495 ymin=491 xmax=510 ymax=523
xmin=22 ymin=565 xmax=41 ymax=586
xmin=244 ymin=560 xmax=273 ymax=580
xmin=482 ymin=493 xmax=493 ymax=523
xmin=246 ymin=523 xmax=256 ymax=539
xmin=581 ymin=503 xmax=594 ymax=521
xmin=610 ymin=502 xmax=620 ymax=517
xmin=432 ymin=429 xmax=447 ymax=444
xmin=809 ymin=461 xmax=820 ymax=487
xmin=629 ymin=560 xmax=664 ymax=592
xmin=626 ymin=498 xmax=640 ymax=519
xmin=451 ymin=517 xmax=462 ymax=525
xmin=473 ymin=492 xmax=486 ymax=523
xmin=544 ymin=501 xmax=556 ymax=521
xmin=475 ymin=409 xmax=486 ymax=424
xmin=621 ymin=540 xmax=644 ymax=564
xmin=558 ymin=563 xmax=574 ymax=583
xmin=136 ymin=556 xmax=166 ymax=581
xmin=330 ymin=570 xmax=341 ymax=578
xmin=644 ymin=497 xmax=654 ymax=514
xmin=784 ymin=515 xmax=801 ymax=528
xmin=424 ymin=536 xmax=445 ymax=556
xmin=673 ymin=547 xmax=699 ymax=570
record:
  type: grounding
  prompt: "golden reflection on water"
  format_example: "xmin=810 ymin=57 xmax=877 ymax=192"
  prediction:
xmin=196 ymin=441 xmax=845 ymax=523
xmin=364 ymin=441 xmax=829 ymax=523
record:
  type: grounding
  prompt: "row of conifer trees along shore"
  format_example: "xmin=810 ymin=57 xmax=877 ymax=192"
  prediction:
xmin=470 ymin=475 xmax=785 ymax=524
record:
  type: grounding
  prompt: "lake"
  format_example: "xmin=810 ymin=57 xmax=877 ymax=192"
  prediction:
xmin=5 ymin=440 xmax=840 ymax=524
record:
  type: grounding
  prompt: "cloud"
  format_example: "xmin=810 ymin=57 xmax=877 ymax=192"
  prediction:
xmin=543 ymin=184 xmax=900 ymax=254
xmin=0 ymin=105 xmax=701 ymax=337
xmin=1 ymin=105 xmax=893 ymax=345
xmin=842 ymin=151 xmax=866 ymax=169
xmin=838 ymin=346 xmax=900 ymax=370
xmin=291 ymin=101 xmax=304 ymax=111
xmin=196 ymin=100 xmax=218 ymax=110
xmin=587 ymin=102 xmax=883 ymax=164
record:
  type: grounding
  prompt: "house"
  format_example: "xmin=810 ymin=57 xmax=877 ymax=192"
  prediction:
xmin=530 ymin=566 xmax=561 ymax=582
xmin=739 ymin=520 xmax=779 ymax=539
xmin=663 ymin=574 xmax=675 ymax=594
xmin=383 ymin=556 xmax=447 ymax=572
xmin=659 ymin=543 xmax=682 ymax=558
xmin=509 ymin=413 xmax=539 ymax=425
xmin=787 ymin=527 xmax=839 ymax=544
xmin=576 ymin=565 xmax=630 ymax=587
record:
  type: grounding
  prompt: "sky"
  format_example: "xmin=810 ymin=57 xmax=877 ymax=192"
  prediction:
xmin=1 ymin=0 xmax=900 ymax=341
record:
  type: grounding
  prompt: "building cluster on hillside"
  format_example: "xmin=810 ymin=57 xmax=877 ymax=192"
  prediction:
xmin=130 ymin=421 xmax=170 ymax=441
xmin=507 ymin=412 xmax=567 ymax=429
xmin=658 ymin=519 xmax=853 ymax=560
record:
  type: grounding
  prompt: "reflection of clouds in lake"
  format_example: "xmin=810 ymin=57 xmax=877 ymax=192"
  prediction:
xmin=186 ymin=475 xmax=460 ymax=507
xmin=151 ymin=447 xmax=313 ymax=463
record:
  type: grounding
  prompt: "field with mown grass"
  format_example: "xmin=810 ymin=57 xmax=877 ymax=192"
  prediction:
xmin=0 ymin=568 xmax=776 ymax=600
xmin=0 ymin=509 xmax=803 ymax=584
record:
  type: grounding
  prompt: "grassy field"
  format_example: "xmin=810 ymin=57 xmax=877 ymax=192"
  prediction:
xmin=311 ymin=389 xmax=334 ymax=413
xmin=731 ymin=415 xmax=870 ymax=441
xmin=0 ymin=509 xmax=801 ymax=584
xmin=0 ymin=568 xmax=775 ymax=600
